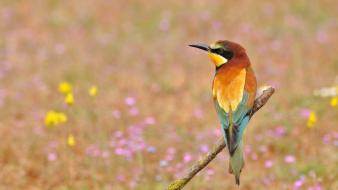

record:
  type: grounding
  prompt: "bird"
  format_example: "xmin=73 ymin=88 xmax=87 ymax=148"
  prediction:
xmin=189 ymin=40 xmax=257 ymax=185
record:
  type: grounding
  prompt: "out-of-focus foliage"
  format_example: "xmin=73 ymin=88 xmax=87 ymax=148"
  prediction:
xmin=0 ymin=0 xmax=337 ymax=189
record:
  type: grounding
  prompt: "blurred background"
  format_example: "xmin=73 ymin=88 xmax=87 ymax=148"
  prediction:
xmin=0 ymin=0 xmax=337 ymax=189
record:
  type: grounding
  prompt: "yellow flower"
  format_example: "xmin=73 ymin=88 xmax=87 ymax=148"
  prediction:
xmin=57 ymin=112 xmax=68 ymax=123
xmin=44 ymin=111 xmax=57 ymax=127
xmin=306 ymin=111 xmax=317 ymax=128
xmin=65 ymin=93 xmax=74 ymax=105
xmin=88 ymin=85 xmax=98 ymax=97
xmin=67 ymin=134 xmax=76 ymax=147
xmin=330 ymin=96 xmax=337 ymax=107
xmin=58 ymin=81 xmax=72 ymax=95
xmin=44 ymin=111 xmax=67 ymax=127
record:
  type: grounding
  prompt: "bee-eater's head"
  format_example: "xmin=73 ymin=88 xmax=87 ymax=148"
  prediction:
xmin=189 ymin=40 xmax=246 ymax=68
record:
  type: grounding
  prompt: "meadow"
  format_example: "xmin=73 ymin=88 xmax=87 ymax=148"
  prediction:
xmin=0 ymin=0 xmax=337 ymax=189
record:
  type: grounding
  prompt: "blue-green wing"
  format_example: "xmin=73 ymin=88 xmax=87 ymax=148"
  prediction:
xmin=215 ymin=91 xmax=251 ymax=155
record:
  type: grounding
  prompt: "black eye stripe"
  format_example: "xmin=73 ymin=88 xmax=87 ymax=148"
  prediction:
xmin=211 ymin=48 xmax=223 ymax=54
xmin=211 ymin=48 xmax=234 ymax=60
xmin=216 ymin=49 xmax=224 ymax=54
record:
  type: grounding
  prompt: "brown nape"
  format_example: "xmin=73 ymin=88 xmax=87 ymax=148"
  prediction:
xmin=217 ymin=40 xmax=246 ymax=56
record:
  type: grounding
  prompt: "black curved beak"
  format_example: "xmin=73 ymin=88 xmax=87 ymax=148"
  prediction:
xmin=189 ymin=43 xmax=209 ymax=51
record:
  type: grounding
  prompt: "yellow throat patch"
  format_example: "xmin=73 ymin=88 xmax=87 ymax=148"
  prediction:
xmin=208 ymin=42 xmax=228 ymax=67
xmin=208 ymin=52 xmax=228 ymax=67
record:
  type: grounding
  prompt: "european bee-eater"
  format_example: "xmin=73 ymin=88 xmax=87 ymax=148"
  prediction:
xmin=189 ymin=40 xmax=257 ymax=185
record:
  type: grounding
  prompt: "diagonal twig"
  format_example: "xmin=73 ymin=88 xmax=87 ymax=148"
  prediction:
xmin=166 ymin=87 xmax=275 ymax=190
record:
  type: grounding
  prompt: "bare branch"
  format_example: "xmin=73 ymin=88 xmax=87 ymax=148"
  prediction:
xmin=166 ymin=87 xmax=275 ymax=190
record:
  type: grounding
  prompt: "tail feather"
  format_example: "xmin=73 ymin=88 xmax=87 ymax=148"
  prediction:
xmin=235 ymin=175 xmax=240 ymax=185
xmin=221 ymin=115 xmax=249 ymax=185
xmin=228 ymin=162 xmax=233 ymax=174
xmin=229 ymin=140 xmax=244 ymax=185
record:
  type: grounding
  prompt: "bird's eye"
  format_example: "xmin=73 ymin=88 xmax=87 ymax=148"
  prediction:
xmin=216 ymin=48 xmax=224 ymax=55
